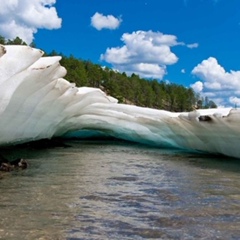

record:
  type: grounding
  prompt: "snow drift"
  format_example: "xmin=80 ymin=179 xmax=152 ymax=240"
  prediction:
xmin=0 ymin=45 xmax=239 ymax=158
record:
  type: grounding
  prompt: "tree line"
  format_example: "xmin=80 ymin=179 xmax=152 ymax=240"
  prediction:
xmin=0 ymin=36 xmax=217 ymax=111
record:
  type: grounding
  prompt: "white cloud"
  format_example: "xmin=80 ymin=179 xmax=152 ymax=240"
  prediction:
xmin=192 ymin=57 xmax=240 ymax=90
xmin=101 ymin=30 xmax=198 ymax=79
xmin=181 ymin=69 xmax=186 ymax=74
xmin=229 ymin=96 xmax=240 ymax=106
xmin=191 ymin=57 xmax=240 ymax=106
xmin=0 ymin=0 xmax=62 ymax=44
xmin=91 ymin=12 xmax=122 ymax=30
xmin=101 ymin=30 xmax=187 ymax=79
xmin=186 ymin=43 xmax=199 ymax=49
xmin=190 ymin=81 xmax=203 ymax=93
xmin=119 ymin=63 xmax=166 ymax=79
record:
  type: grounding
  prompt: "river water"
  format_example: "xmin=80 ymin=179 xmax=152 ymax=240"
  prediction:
xmin=0 ymin=140 xmax=240 ymax=240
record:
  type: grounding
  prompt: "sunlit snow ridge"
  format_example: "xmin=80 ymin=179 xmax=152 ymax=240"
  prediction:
xmin=0 ymin=45 xmax=239 ymax=158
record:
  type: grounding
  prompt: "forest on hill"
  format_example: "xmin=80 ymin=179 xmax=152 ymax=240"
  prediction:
xmin=0 ymin=36 xmax=217 ymax=111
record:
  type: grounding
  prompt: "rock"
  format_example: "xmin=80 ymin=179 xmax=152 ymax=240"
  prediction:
xmin=0 ymin=156 xmax=28 ymax=172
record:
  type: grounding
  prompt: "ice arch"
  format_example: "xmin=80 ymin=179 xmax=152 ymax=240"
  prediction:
xmin=0 ymin=44 xmax=239 ymax=158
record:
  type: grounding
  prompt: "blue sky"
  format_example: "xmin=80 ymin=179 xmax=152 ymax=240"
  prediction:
xmin=1 ymin=0 xmax=240 ymax=107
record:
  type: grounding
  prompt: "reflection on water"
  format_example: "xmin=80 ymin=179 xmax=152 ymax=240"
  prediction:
xmin=0 ymin=140 xmax=240 ymax=239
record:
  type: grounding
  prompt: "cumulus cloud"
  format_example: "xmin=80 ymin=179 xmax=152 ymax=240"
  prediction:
xmin=190 ymin=81 xmax=203 ymax=93
xmin=91 ymin=12 xmax=122 ymax=30
xmin=229 ymin=96 xmax=240 ymax=106
xmin=0 ymin=0 xmax=62 ymax=44
xmin=101 ymin=30 xmax=198 ymax=79
xmin=119 ymin=63 xmax=166 ymax=79
xmin=101 ymin=30 xmax=189 ymax=79
xmin=192 ymin=57 xmax=240 ymax=90
xmin=191 ymin=57 xmax=240 ymax=106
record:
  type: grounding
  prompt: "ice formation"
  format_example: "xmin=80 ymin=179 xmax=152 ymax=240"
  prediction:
xmin=0 ymin=45 xmax=240 ymax=158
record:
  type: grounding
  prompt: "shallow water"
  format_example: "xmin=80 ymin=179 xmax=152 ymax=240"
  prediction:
xmin=0 ymin=140 xmax=240 ymax=240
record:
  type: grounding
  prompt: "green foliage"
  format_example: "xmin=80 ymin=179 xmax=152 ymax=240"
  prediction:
xmin=59 ymin=54 xmax=199 ymax=111
xmin=0 ymin=35 xmax=29 ymax=46
xmin=0 ymin=35 xmax=217 ymax=111
xmin=61 ymin=55 xmax=88 ymax=87
xmin=0 ymin=35 xmax=5 ymax=44
xmin=6 ymin=36 xmax=27 ymax=45
xmin=48 ymin=51 xmax=201 ymax=111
